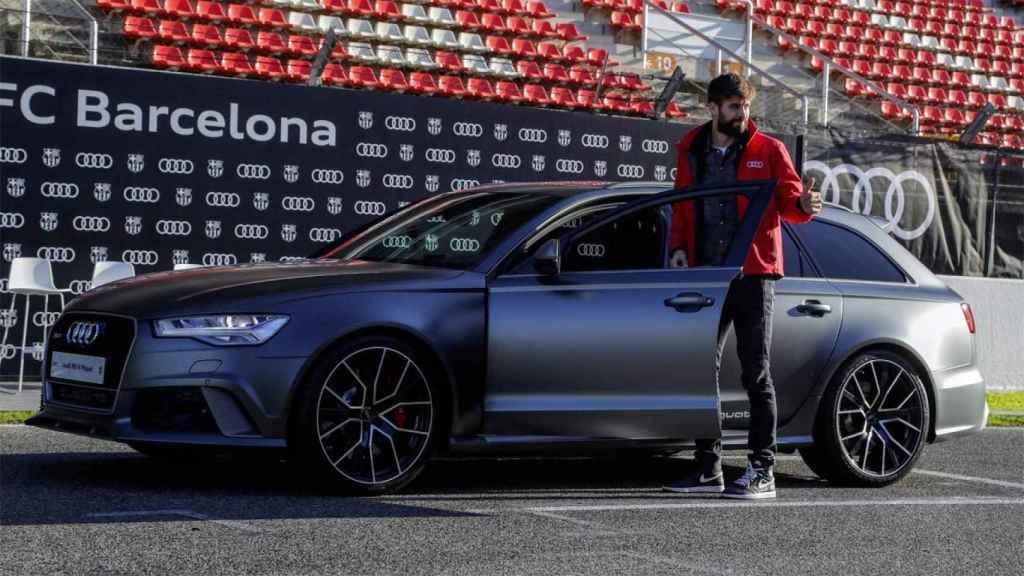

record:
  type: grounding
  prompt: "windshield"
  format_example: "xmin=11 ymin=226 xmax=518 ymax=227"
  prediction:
xmin=320 ymin=192 xmax=563 ymax=270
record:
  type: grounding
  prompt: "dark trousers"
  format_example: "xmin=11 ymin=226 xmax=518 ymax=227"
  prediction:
xmin=695 ymin=275 xmax=778 ymax=470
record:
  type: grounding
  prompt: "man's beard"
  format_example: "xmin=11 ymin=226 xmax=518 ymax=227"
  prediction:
xmin=718 ymin=118 xmax=746 ymax=138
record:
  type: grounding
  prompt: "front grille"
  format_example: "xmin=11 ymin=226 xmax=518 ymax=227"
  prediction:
xmin=45 ymin=312 xmax=136 ymax=412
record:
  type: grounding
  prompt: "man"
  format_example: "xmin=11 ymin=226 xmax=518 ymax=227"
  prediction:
xmin=662 ymin=73 xmax=822 ymax=499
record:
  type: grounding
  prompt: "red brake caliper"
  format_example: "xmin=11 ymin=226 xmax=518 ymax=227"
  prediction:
xmin=393 ymin=406 xmax=407 ymax=428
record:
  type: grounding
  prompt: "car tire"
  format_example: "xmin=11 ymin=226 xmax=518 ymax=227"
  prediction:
xmin=805 ymin=350 xmax=930 ymax=487
xmin=290 ymin=335 xmax=445 ymax=494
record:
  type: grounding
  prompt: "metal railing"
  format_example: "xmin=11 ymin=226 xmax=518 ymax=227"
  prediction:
xmin=5 ymin=0 xmax=97 ymax=64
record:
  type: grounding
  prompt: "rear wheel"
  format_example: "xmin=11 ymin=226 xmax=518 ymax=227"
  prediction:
xmin=801 ymin=351 xmax=929 ymax=486
xmin=290 ymin=336 xmax=443 ymax=494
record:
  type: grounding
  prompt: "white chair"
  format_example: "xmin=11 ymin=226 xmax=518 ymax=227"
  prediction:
xmin=403 ymin=25 xmax=433 ymax=46
xmin=1008 ymin=95 xmax=1024 ymax=112
xmin=405 ymin=47 xmax=437 ymax=69
xmin=870 ymin=13 xmax=889 ymax=29
xmin=970 ymin=73 xmax=990 ymax=91
xmin=401 ymin=3 xmax=430 ymax=23
xmin=888 ymin=16 xmax=908 ymax=31
xmin=427 ymin=6 xmax=454 ymax=27
xmin=376 ymin=44 xmax=407 ymax=66
xmin=0 ymin=258 xmax=67 ymax=391
xmin=935 ymin=52 xmax=955 ymax=69
xmin=347 ymin=41 xmax=378 ymax=62
xmin=458 ymin=32 xmax=486 ymax=53
xmin=173 ymin=263 xmax=204 ymax=270
xmin=919 ymin=35 xmax=940 ymax=51
xmin=462 ymin=52 xmax=491 ymax=75
xmin=347 ymin=18 xmax=378 ymax=40
xmin=431 ymin=28 xmax=460 ymax=49
xmin=902 ymin=33 xmax=920 ymax=49
xmin=288 ymin=11 xmax=318 ymax=32
xmin=290 ymin=0 xmax=320 ymax=9
xmin=376 ymin=21 xmax=405 ymax=43
xmin=488 ymin=57 xmax=519 ymax=78
xmin=318 ymin=15 xmax=348 ymax=36
xmin=91 ymin=261 xmax=135 ymax=288
xmin=952 ymin=55 xmax=976 ymax=71
xmin=989 ymin=76 xmax=1009 ymax=93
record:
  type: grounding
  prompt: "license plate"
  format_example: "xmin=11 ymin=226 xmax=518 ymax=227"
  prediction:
xmin=50 ymin=351 xmax=106 ymax=385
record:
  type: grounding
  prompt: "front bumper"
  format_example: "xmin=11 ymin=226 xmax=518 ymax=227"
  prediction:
xmin=930 ymin=364 xmax=988 ymax=442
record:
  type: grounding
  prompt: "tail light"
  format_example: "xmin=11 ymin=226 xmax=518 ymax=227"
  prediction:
xmin=961 ymin=303 xmax=975 ymax=334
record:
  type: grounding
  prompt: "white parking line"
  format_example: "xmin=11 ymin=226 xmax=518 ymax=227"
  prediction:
xmin=87 ymin=510 xmax=262 ymax=533
xmin=913 ymin=469 xmax=1024 ymax=490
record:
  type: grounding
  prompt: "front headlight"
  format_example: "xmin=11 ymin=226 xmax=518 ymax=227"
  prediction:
xmin=153 ymin=314 xmax=289 ymax=346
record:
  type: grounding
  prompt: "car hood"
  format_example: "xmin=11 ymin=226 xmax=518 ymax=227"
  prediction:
xmin=68 ymin=259 xmax=475 ymax=317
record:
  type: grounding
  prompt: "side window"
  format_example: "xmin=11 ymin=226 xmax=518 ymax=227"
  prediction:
xmin=562 ymin=206 xmax=670 ymax=272
xmin=797 ymin=220 xmax=906 ymax=283
xmin=782 ymin=225 xmax=813 ymax=278
xmin=503 ymin=205 xmax=619 ymax=275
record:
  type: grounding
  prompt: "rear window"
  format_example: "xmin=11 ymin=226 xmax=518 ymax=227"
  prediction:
xmin=797 ymin=220 xmax=906 ymax=283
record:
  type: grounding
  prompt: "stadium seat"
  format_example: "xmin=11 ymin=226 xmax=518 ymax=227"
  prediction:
xmin=428 ymin=7 xmax=455 ymax=27
xmin=439 ymin=75 xmax=469 ymax=97
xmin=98 ymin=0 xmax=132 ymax=11
xmin=495 ymin=80 xmax=524 ymax=102
xmin=227 ymin=4 xmax=257 ymax=25
xmin=376 ymin=21 xmax=405 ymax=43
xmin=224 ymin=27 xmax=256 ymax=51
xmin=220 ymin=52 xmax=254 ymax=76
xmin=489 ymin=57 xmax=519 ymax=78
xmin=537 ymin=41 xmax=563 ymax=62
xmin=555 ymin=22 xmax=587 ymax=42
xmin=461 ymin=32 xmax=488 ymax=52
xmin=586 ymin=47 xmax=617 ymax=67
xmin=348 ymin=0 xmax=374 ymax=16
xmin=379 ymin=68 xmax=411 ymax=91
xmin=318 ymin=16 xmax=347 ymax=36
xmin=402 ymin=3 xmax=430 ymax=23
xmin=512 ymin=38 xmax=537 ymax=59
xmin=434 ymin=51 xmax=463 ymax=72
xmin=347 ymin=41 xmax=378 ymax=62
xmin=288 ymin=34 xmax=317 ymax=56
xmin=562 ymin=44 xmax=585 ymax=63
xmin=124 ymin=16 xmax=158 ymax=39
xmin=404 ymin=25 xmax=433 ymax=46
xmin=191 ymin=23 xmax=223 ymax=47
xmin=462 ymin=53 xmax=492 ymax=75
xmin=405 ymin=47 xmax=437 ymax=69
xmin=377 ymin=44 xmax=407 ymax=66
xmin=130 ymin=0 xmax=163 ymax=15
xmin=187 ymin=48 xmax=220 ymax=72
xmin=466 ymin=77 xmax=496 ymax=99
xmin=255 ymin=55 xmax=287 ymax=79
xmin=409 ymin=71 xmax=438 ymax=94
xmin=431 ymin=29 xmax=460 ymax=49
xmin=549 ymin=86 xmax=578 ymax=109
xmin=522 ymin=83 xmax=550 ymax=105
xmin=543 ymin=62 xmax=569 ymax=83
xmin=526 ymin=1 xmax=553 ymax=18
xmin=347 ymin=18 xmax=376 ymax=39
xmin=376 ymin=0 xmax=404 ymax=21
xmin=576 ymin=89 xmax=602 ymax=111
xmin=348 ymin=65 xmax=380 ymax=88
xmin=665 ymin=101 xmax=688 ymax=118
xmin=151 ymin=44 xmax=186 ymax=68
xmin=502 ymin=0 xmax=527 ymax=16
xmin=457 ymin=10 xmax=484 ymax=30
xmin=196 ymin=1 xmax=227 ymax=21
xmin=506 ymin=16 xmax=531 ymax=37
xmin=163 ymin=0 xmax=194 ymax=17
xmin=319 ymin=0 xmax=347 ymax=13
xmin=515 ymin=60 xmax=543 ymax=81
xmin=569 ymin=65 xmax=596 ymax=86
xmin=531 ymin=19 xmax=558 ymax=39
xmin=258 ymin=8 xmax=289 ymax=28
xmin=257 ymin=31 xmax=288 ymax=53
xmin=484 ymin=35 xmax=511 ymax=55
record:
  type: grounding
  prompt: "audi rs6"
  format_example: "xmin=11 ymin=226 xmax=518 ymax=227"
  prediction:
xmin=28 ymin=181 xmax=987 ymax=493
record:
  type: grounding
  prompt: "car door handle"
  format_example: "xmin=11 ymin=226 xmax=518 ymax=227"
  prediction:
xmin=797 ymin=300 xmax=832 ymax=316
xmin=664 ymin=293 xmax=715 ymax=310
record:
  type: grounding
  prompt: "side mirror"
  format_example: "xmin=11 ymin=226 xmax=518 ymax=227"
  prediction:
xmin=533 ymin=238 xmax=561 ymax=276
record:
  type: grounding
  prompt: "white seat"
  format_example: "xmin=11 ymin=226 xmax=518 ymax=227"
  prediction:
xmin=376 ymin=44 xmax=407 ymax=66
xmin=855 ymin=0 xmax=876 ymax=10
xmin=888 ymin=16 xmax=908 ymax=31
xmin=488 ymin=56 xmax=519 ymax=78
xmin=870 ymin=13 xmax=889 ymax=29
xmin=461 ymin=52 xmax=490 ymax=75
xmin=91 ymin=261 xmax=135 ymax=288
xmin=458 ymin=32 xmax=486 ymax=52
xmin=405 ymin=47 xmax=438 ymax=69
xmin=347 ymin=18 xmax=377 ymax=39
xmin=403 ymin=25 xmax=433 ymax=46
xmin=0 ymin=258 xmax=67 ymax=391
xmin=970 ymin=73 xmax=990 ymax=91
xmin=401 ymin=3 xmax=430 ymax=23
xmin=935 ymin=52 xmax=955 ymax=69
xmin=431 ymin=28 xmax=460 ymax=48
xmin=952 ymin=55 xmax=976 ymax=71
xmin=376 ymin=21 xmax=405 ymax=43
xmin=173 ymin=263 xmax=204 ymax=270
xmin=269 ymin=0 xmax=292 ymax=7
xmin=347 ymin=41 xmax=378 ymax=62
xmin=902 ymin=33 xmax=920 ymax=48
xmin=1008 ymin=95 xmax=1024 ymax=112
xmin=919 ymin=35 xmax=940 ymax=51
xmin=427 ymin=6 xmax=454 ymax=27
xmin=290 ymin=0 xmax=320 ymax=8
xmin=318 ymin=15 xmax=348 ymax=36
xmin=288 ymin=11 xmax=318 ymax=31
xmin=989 ymin=76 xmax=1009 ymax=93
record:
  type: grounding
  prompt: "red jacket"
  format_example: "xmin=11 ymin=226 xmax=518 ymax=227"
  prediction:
xmin=670 ymin=120 xmax=812 ymax=277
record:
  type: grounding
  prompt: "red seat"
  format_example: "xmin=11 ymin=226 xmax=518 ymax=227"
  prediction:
xmin=226 ymin=3 xmax=257 ymax=25
xmin=257 ymin=8 xmax=289 ymax=28
xmin=631 ymin=97 xmax=655 ymax=115
xmin=322 ymin=63 xmax=349 ymax=86
xmin=1003 ymin=116 xmax=1024 ymax=135
xmin=618 ymin=72 xmax=648 ymax=91
xmin=877 ymin=46 xmax=897 ymax=63
xmin=988 ymin=93 xmax=1008 ymax=111
xmin=257 ymin=31 xmax=287 ymax=53
xmin=950 ymin=71 xmax=972 ymax=89
xmin=665 ymin=101 xmax=688 ymax=118
xmin=602 ymin=93 xmax=630 ymax=113
xmin=224 ymin=28 xmax=255 ymax=51
xmin=318 ymin=37 xmax=349 ymax=59
xmin=320 ymin=0 xmax=347 ymax=13
xmin=348 ymin=0 xmax=374 ymax=16
xmin=97 ymin=0 xmax=131 ymax=11
xmin=946 ymin=89 xmax=967 ymax=107
xmin=434 ymin=51 xmax=463 ymax=72
xmin=523 ymin=83 xmax=550 ymax=105
xmin=191 ymin=23 xmax=223 ymax=47
xmin=151 ymin=44 xmax=186 ymax=69
xmin=925 ymin=87 xmax=947 ymax=105
xmin=349 ymin=65 xmax=380 ymax=88
xmin=409 ymin=71 xmax=438 ymax=94
xmin=884 ymin=82 xmax=907 ymax=100
xmin=931 ymin=68 xmax=950 ymax=86
xmin=610 ymin=11 xmax=633 ymax=30
xmin=130 ymin=0 xmax=163 ymax=15
xmin=439 ymin=75 xmax=469 ymax=97
xmin=187 ymin=48 xmax=220 ymax=72
xmin=495 ymin=80 xmax=524 ymax=102
xmin=892 ymin=64 xmax=913 ymax=83
xmin=163 ymin=0 xmax=194 ymax=17
xmin=486 ymin=36 xmax=512 ymax=55
xmin=477 ymin=12 xmax=505 ymax=33
xmin=880 ymin=101 xmax=906 ymax=120
xmin=456 ymin=10 xmax=483 ymax=30
xmin=379 ymin=68 xmax=410 ymax=91
xmin=506 ymin=16 xmax=531 ymax=37
xmin=157 ymin=19 xmax=190 ymax=42
xmin=526 ymin=1 xmax=553 ymax=18
xmin=555 ymin=22 xmax=587 ymax=42
xmin=562 ymin=44 xmax=586 ymax=63
xmin=921 ymin=106 xmax=944 ymax=125
xmin=531 ymin=19 xmax=559 ymax=39
xmin=465 ymin=77 xmax=495 ymax=99
xmin=502 ymin=0 xmax=528 ymax=15
xmin=910 ymin=66 xmax=931 ymax=85
xmin=255 ymin=55 xmax=286 ymax=80
xmin=550 ymin=86 xmax=578 ymax=108
xmin=476 ymin=0 xmax=501 ymax=12
xmin=869 ymin=62 xmax=892 ymax=81
xmin=905 ymin=84 xmax=926 ymax=103
xmin=569 ymin=65 xmax=596 ymax=86
xmin=586 ymin=47 xmax=617 ymax=67
xmin=543 ymin=62 xmax=569 ymax=83
xmin=537 ymin=41 xmax=563 ymax=61
xmin=576 ymin=89 xmax=604 ymax=111
xmin=195 ymin=1 xmax=226 ymax=21
xmin=516 ymin=60 xmax=544 ymax=80
xmin=220 ymin=52 xmax=254 ymax=76
xmin=288 ymin=34 xmax=317 ymax=56
xmin=512 ymin=38 xmax=537 ymax=59
xmin=818 ymin=39 xmax=838 ymax=56
xmin=375 ymin=0 xmax=404 ymax=20
xmin=967 ymin=91 xmax=987 ymax=108
xmin=124 ymin=16 xmax=158 ymax=39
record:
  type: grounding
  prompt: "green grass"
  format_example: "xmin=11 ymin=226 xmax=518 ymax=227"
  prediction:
xmin=0 ymin=410 xmax=35 ymax=425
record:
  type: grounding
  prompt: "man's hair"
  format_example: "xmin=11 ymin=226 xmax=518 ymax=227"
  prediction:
xmin=707 ymin=73 xmax=756 ymax=105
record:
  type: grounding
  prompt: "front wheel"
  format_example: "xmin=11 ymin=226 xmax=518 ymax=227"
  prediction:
xmin=802 ymin=351 xmax=930 ymax=487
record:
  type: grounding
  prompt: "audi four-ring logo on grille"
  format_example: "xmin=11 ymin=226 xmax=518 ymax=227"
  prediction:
xmin=518 ymin=128 xmax=548 ymax=143
xmin=202 ymin=253 xmax=237 ymax=266
xmin=235 ymin=224 xmax=269 ymax=239
xmin=282 ymin=196 xmax=316 ymax=211
xmin=556 ymin=159 xmax=585 ymax=174
xmin=122 ymin=249 xmax=159 ymax=266
xmin=236 ymin=163 xmax=271 ymax=179
xmin=37 ymin=247 xmax=76 ymax=262
xmin=641 ymin=139 xmax=670 ymax=154
xmin=74 ymin=152 xmax=114 ymax=169
xmin=577 ymin=243 xmax=606 ymax=257
xmin=450 ymin=179 xmax=479 ymax=191
xmin=67 ymin=321 xmax=103 ymax=346
xmin=491 ymin=153 xmax=521 ymax=169
xmin=384 ymin=116 xmax=416 ymax=131
xmin=449 ymin=238 xmax=481 ymax=252
xmin=309 ymin=228 xmax=341 ymax=242
xmin=617 ymin=164 xmax=645 ymax=179
xmin=453 ymin=122 xmax=484 ymax=138
xmin=0 ymin=213 xmax=25 ymax=229
xmin=356 ymin=143 xmax=389 ymax=158
xmin=383 ymin=174 xmax=415 ymax=189
xmin=72 ymin=216 xmax=111 ymax=232
xmin=425 ymin=148 xmax=457 ymax=164
xmin=206 ymin=191 xmax=241 ymax=207
xmin=581 ymin=134 xmax=609 ymax=148
xmin=311 ymin=169 xmax=344 ymax=184
xmin=41 ymin=182 xmax=80 ymax=199
xmin=155 ymin=220 xmax=192 ymax=236
xmin=382 ymin=235 xmax=412 ymax=248
xmin=354 ymin=201 xmax=386 ymax=216
xmin=0 ymin=147 xmax=28 ymax=164
xmin=158 ymin=158 xmax=195 ymax=174
xmin=123 ymin=186 xmax=160 ymax=203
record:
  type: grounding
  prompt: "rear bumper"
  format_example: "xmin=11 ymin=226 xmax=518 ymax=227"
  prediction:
xmin=930 ymin=364 xmax=987 ymax=443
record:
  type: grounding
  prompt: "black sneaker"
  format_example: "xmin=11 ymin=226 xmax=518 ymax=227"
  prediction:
xmin=722 ymin=463 xmax=776 ymax=500
xmin=662 ymin=465 xmax=725 ymax=494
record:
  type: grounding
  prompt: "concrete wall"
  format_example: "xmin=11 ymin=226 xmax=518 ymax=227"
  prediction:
xmin=938 ymin=276 xmax=1024 ymax=391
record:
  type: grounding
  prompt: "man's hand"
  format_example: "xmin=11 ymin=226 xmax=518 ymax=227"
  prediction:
xmin=669 ymin=249 xmax=688 ymax=268
xmin=800 ymin=177 xmax=822 ymax=216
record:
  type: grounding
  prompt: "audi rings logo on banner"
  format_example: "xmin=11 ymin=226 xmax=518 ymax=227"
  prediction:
xmin=155 ymin=219 xmax=192 ymax=236
xmin=0 ymin=147 xmax=28 ymax=164
xmin=384 ymin=116 xmax=416 ymax=132
xmin=556 ymin=159 xmax=585 ymax=174
xmin=122 ymin=250 xmax=158 ymax=266
xmin=641 ymin=139 xmax=670 ymax=154
xmin=491 ymin=153 xmax=521 ymax=169
xmin=75 ymin=152 xmax=114 ymax=169
xmin=234 ymin=224 xmax=269 ymax=240
xmin=382 ymin=235 xmax=412 ymax=248
xmin=0 ymin=213 xmax=25 ymax=229
xmin=68 ymin=280 xmax=92 ymax=295
xmin=450 ymin=179 xmax=479 ymax=191
xmin=356 ymin=143 xmax=389 ymax=158
xmin=311 ymin=169 xmax=344 ymax=184
xmin=577 ymin=243 xmax=606 ymax=258
xmin=236 ymin=163 xmax=271 ymax=179
xmin=41 ymin=182 xmax=80 ymax=199
xmin=158 ymin=157 xmax=195 ymax=174
xmin=282 ymin=196 xmax=316 ymax=212
xmin=518 ymin=128 xmax=548 ymax=143
xmin=33 ymin=311 xmax=61 ymax=328
xmin=123 ymin=186 xmax=160 ymax=203
xmin=383 ymin=174 xmax=415 ymax=189
xmin=453 ymin=122 xmax=484 ymax=138
xmin=206 ymin=191 xmax=241 ymax=208
xmin=802 ymin=161 xmax=937 ymax=240
xmin=425 ymin=148 xmax=457 ymax=164
xmin=309 ymin=228 xmax=341 ymax=243
xmin=581 ymin=134 xmax=609 ymax=149
xmin=617 ymin=164 xmax=645 ymax=179
xmin=449 ymin=238 xmax=481 ymax=252
xmin=38 ymin=247 xmax=76 ymax=263
xmin=73 ymin=216 xmax=111 ymax=232
xmin=202 ymin=253 xmax=237 ymax=266
xmin=354 ymin=201 xmax=386 ymax=216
